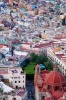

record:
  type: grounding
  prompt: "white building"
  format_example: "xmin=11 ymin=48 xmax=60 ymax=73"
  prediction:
xmin=9 ymin=67 xmax=26 ymax=89
xmin=0 ymin=66 xmax=26 ymax=89
xmin=0 ymin=82 xmax=27 ymax=100
xmin=47 ymin=47 xmax=66 ymax=76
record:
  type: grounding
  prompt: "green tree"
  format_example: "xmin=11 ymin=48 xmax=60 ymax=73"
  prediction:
xmin=0 ymin=88 xmax=3 ymax=93
xmin=30 ymin=53 xmax=38 ymax=62
xmin=44 ymin=60 xmax=53 ymax=71
xmin=36 ymin=56 xmax=41 ymax=64
xmin=36 ymin=55 xmax=46 ymax=64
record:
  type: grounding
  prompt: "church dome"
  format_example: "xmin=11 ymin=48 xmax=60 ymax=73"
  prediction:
xmin=53 ymin=91 xmax=64 ymax=99
xmin=44 ymin=71 xmax=66 ymax=85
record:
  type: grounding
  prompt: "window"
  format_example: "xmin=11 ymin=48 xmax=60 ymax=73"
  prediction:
xmin=15 ymin=81 xmax=17 ymax=83
xmin=16 ymin=86 xmax=18 ymax=89
xmin=55 ymin=86 xmax=59 ymax=91
xmin=12 ymin=98 xmax=16 ymax=100
xmin=23 ymin=81 xmax=24 ymax=83
xmin=14 ymin=77 xmax=17 ymax=79
xmin=42 ymin=96 xmax=45 ymax=100
xmin=47 ymin=85 xmax=51 ymax=90
xmin=23 ymin=76 xmax=24 ymax=78
xmin=21 ymin=71 xmax=23 ymax=74
xmin=18 ymin=81 xmax=20 ymax=83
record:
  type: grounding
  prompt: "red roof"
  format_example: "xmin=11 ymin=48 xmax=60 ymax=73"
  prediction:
xmin=35 ymin=42 xmax=53 ymax=48
xmin=56 ymin=54 xmax=64 ymax=59
xmin=54 ymin=34 xmax=66 ymax=39
xmin=52 ymin=91 xmax=63 ymax=99
xmin=0 ymin=44 xmax=3 ymax=48
xmin=20 ymin=47 xmax=27 ymax=51
xmin=44 ymin=71 xmax=66 ymax=85
xmin=22 ymin=42 xmax=32 ymax=45
xmin=40 ymin=70 xmax=50 ymax=74
xmin=0 ymin=71 xmax=8 ymax=74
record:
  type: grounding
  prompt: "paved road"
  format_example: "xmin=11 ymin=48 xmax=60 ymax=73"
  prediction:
xmin=26 ymin=81 xmax=35 ymax=100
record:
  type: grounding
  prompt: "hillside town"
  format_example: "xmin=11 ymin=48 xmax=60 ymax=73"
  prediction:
xmin=0 ymin=0 xmax=66 ymax=100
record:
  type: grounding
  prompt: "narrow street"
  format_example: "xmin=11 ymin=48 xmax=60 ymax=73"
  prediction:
xmin=26 ymin=81 xmax=35 ymax=100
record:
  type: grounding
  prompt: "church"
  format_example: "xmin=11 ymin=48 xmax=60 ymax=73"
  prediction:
xmin=34 ymin=65 xmax=66 ymax=100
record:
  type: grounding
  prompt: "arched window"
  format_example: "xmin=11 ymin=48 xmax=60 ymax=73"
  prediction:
xmin=55 ymin=86 xmax=59 ymax=91
xmin=42 ymin=96 xmax=45 ymax=100
xmin=47 ymin=85 xmax=51 ymax=90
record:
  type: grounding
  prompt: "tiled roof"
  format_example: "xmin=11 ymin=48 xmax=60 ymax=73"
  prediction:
xmin=54 ymin=34 xmax=66 ymax=39
xmin=44 ymin=71 xmax=66 ymax=85
xmin=0 ymin=71 xmax=8 ymax=74
xmin=56 ymin=54 xmax=64 ymax=59
xmin=0 ymin=44 xmax=4 ymax=48
xmin=35 ymin=42 xmax=53 ymax=48
xmin=22 ymin=42 xmax=32 ymax=45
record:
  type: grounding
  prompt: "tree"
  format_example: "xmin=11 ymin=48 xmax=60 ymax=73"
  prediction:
xmin=44 ymin=60 xmax=53 ymax=71
xmin=30 ymin=53 xmax=48 ymax=63
xmin=30 ymin=53 xmax=38 ymax=62
xmin=36 ymin=56 xmax=41 ymax=64
xmin=0 ymin=88 xmax=3 ymax=93
xmin=36 ymin=55 xmax=46 ymax=64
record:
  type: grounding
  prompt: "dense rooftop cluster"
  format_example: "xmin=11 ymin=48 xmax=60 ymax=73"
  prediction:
xmin=0 ymin=0 xmax=66 ymax=100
